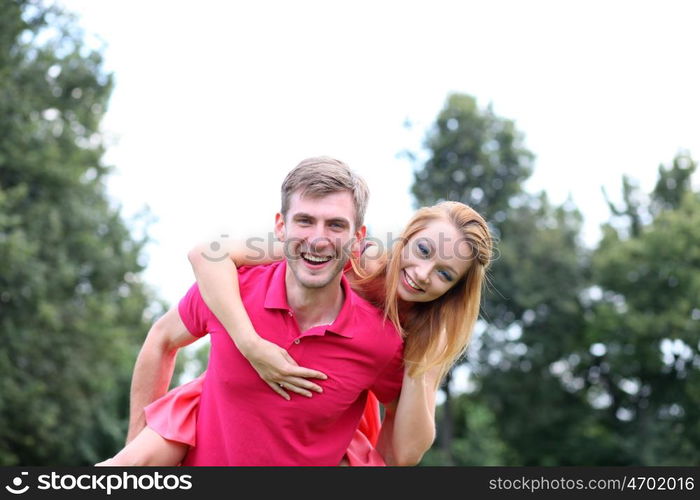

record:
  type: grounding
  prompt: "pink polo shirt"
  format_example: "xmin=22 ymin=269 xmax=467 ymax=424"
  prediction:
xmin=178 ymin=261 xmax=404 ymax=466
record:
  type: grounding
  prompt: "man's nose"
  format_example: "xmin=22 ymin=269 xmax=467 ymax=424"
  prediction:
xmin=308 ymin=224 xmax=332 ymax=250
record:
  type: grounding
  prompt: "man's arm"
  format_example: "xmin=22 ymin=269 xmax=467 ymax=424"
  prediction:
xmin=126 ymin=307 xmax=198 ymax=443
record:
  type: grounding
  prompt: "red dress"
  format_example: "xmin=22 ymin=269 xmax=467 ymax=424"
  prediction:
xmin=144 ymin=373 xmax=386 ymax=465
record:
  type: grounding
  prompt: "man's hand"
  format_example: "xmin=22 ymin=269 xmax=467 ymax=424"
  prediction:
xmin=241 ymin=336 xmax=327 ymax=400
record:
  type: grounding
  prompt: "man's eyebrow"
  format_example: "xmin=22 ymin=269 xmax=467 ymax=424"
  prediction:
xmin=292 ymin=212 xmax=314 ymax=220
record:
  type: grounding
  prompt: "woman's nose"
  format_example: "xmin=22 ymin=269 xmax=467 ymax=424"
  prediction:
xmin=415 ymin=262 xmax=432 ymax=284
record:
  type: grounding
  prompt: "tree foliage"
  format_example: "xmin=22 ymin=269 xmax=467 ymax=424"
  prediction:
xmin=411 ymin=93 xmax=588 ymax=465
xmin=412 ymin=93 xmax=534 ymax=224
xmin=411 ymin=93 xmax=698 ymax=466
xmin=583 ymin=153 xmax=700 ymax=464
xmin=0 ymin=0 xmax=162 ymax=465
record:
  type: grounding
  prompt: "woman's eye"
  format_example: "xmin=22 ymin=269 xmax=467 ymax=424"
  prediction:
xmin=418 ymin=242 xmax=429 ymax=256
xmin=439 ymin=270 xmax=453 ymax=282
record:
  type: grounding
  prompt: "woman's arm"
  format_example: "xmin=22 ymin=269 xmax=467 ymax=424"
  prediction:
xmin=375 ymin=366 xmax=439 ymax=466
xmin=188 ymin=237 xmax=327 ymax=399
xmin=382 ymin=329 xmax=448 ymax=465
xmin=187 ymin=237 xmax=283 ymax=352
xmin=393 ymin=367 xmax=440 ymax=465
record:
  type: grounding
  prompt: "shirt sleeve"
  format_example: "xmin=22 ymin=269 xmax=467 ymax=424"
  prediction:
xmin=177 ymin=283 xmax=210 ymax=338
xmin=369 ymin=341 xmax=404 ymax=404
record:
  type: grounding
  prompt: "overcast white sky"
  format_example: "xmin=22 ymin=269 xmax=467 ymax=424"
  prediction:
xmin=59 ymin=0 xmax=700 ymax=308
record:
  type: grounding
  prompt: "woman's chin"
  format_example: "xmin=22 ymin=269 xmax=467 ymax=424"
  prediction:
xmin=398 ymin=287 xmax=424 ymax=303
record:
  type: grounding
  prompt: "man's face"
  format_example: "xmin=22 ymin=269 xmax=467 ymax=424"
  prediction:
xmin=275 ymin=191 xmax=365 ymax=290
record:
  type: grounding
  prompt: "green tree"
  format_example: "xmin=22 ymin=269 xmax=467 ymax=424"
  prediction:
xmin=0 ymin=0 xmax=162 ymax=465
xmin=421 ymin=395 xmax=511 ymax=466
xmin=413 ymin=111 xmax=700 ymax=465
xmin=409 ymin=93 xmax=590 ymax=465
xmin=583 ymin=153 xmax=700 ymax=464
xmin=412 ymin=93 xmax=534 ymax=223
xmin=473 ymin=197 xmax=596 ymax=466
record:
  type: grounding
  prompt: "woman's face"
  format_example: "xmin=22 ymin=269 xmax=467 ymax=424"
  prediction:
xmin=397 ymin=218 xmax=473 ymax=303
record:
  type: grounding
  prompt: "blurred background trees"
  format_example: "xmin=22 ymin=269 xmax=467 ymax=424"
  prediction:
xmin=0 ymin=0 xmax=165 ymax=465
xmin=414 ymin=93 xmax=699 ymax=466
xmin=583 ymin=154 xmax=700 ymax=464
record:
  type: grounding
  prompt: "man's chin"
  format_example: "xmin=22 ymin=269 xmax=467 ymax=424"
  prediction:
xmin=290 ymin=263 xmax=345 ymax=289
xmin=296 ymin=270 xmax=339 ymax=289
xmin=297 ymin=279 xmax=334 ymax=289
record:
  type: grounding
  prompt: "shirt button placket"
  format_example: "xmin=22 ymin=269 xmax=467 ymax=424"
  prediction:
xmin=286 ymin=310 xmax=301 ymax=349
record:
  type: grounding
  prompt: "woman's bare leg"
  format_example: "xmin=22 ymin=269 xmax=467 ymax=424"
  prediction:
xmin=95 ymin=427 xmax=188 ymax=466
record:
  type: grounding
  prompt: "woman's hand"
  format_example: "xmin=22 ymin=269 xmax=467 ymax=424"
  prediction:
xmin=240 ymin=336 xmax=328 ymax=400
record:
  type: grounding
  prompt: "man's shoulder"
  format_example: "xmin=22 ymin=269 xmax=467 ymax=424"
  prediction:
xmin=238 ymin=261 xmax=282 ymax=277
xmin=237 ymin=261 xmax=282 ymax=288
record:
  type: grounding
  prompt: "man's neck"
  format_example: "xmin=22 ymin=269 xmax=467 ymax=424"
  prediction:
xmin=285 ymin=274 xmax=345 ymax=332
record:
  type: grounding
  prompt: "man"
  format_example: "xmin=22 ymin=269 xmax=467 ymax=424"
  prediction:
xmin=126 ymin=157 xmax=404 ymax=465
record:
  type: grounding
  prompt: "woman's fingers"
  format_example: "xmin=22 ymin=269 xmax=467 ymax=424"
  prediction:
xmin=273 ymin=380 xmax=311 ymax=399
xmin=280 ymin=376 xmax=325 ymax=397
xmin=288 ymin=365 xmax=327 ymax=381
xmin=267 ymin=375 xmax=326 ymax=399
xmin=268 ymin=381 xmax=291 ymax=400
xmin=279 ymin=348 xmax=327 ymax=380
xmin=257 ymin=346 xmax=328 ymax=398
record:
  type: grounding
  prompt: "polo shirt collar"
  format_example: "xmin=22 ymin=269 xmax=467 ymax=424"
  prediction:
xmin=264 ymin=260 xmax=356 ymax=338
xmin=326 ymin=274 xmax=355 ymax=338
xmin=263 ymin=260 xmax=292 ymax=312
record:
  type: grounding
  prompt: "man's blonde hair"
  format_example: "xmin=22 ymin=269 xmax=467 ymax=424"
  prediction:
xmin=280 ymin=156 xmax=370 ymax=229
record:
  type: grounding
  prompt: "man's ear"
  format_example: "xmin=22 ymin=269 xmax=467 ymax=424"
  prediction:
xmin=274 ymin=213 xmax=286 ymax=241
xmin=350 ymin=224 xmax=367 ymax=255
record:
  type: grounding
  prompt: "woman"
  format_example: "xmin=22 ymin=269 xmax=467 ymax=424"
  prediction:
xmin=100 ymin=201 xmax=492 ymax=466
